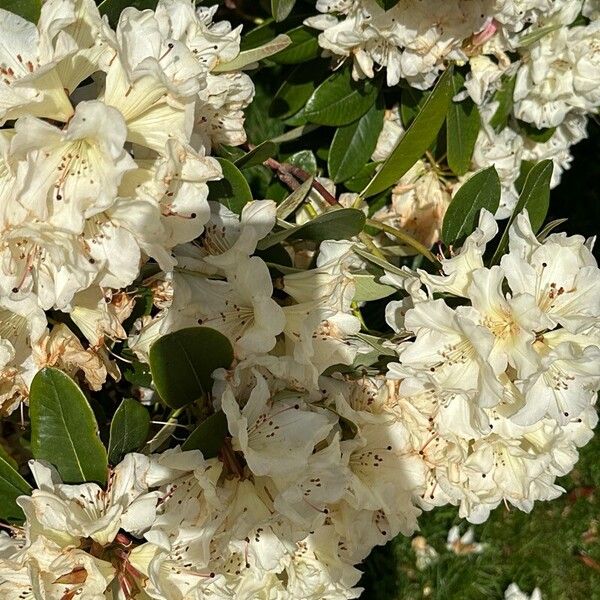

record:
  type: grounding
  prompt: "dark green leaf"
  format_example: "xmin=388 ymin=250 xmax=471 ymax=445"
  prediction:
xmin=400 ymin=86 xmax=429 ymax=128
xmin=234 ymin=141 xmax=277 ymax=170
xmin=149 ymin=327 xmax=234 ymax=409
xmin=490 ymin=74 xmax=516 ymax=132
xmin=446 ymin=72 xmax=481 ymax=176
xmin=245 ymin=76 xmax=287 ymax=142
xmin=257 ymin=208 xmax=366 ymax=250
xmin=343 ymin=162 xmax=380 ymax=192
xmin=517 ymin=120 xmax=556 ymax=143
xmin=362 ymin=68 xmax=454 ymax=198
xmin=303 ymin=65 xmax=380 ymax=126
xmin=442 ymin=166 xmax=501 ymax=245
xmin=328 ymin=102 xmax=385 ymax=183
xmin=0 ymin=0 xmax=41 ymax=22
xmin=30 ymin=368 xmax=108 ymax=485
xmin=208 ymin=158 xmax=253 ymax=214
xmin=181 ymin=411 xmax=229 ymax=458
xmin=0 ymin=455 xmax=31 ymax=522
xmin=98 ymin=0 xmax=157 ymax=27
xmin=270 ymin=61 xmax=328 ymax=120
xmin=271 ymin=0 xmax=296 ymax=22
xmin=491 ymin=160 xmax=553 ymax=263
xmin=123 ymin=359 xmax=153 ymax=388
xmin=108 ymin=399 xmax=151 ymax=464
xmin=271 ymin=26 xmax=319 ymax=64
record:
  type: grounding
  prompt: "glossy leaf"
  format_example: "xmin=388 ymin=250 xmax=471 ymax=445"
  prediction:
xmin=181 ymin=411 xmax=229 ymax=458
xmin=270 ymin=61 xmax=328 ymax=119
xmin=257 ymin=208 xmax=366 ymax=250
xmin=271 ymin=0 xmax=296 ymax=21
xmin=328 ymin=102 xmax=385 ymax=183
xmin=108 ymin=399 xmax=151 ymax=465
xmin=98 ymin=0 xmax=157 ymax=26
xmin=442 ymin=166 xmax=501 ymax=245
xmin=491 ymin=160 xmax=553 ymax=263
xmin=149 ymin=327 xmax=234 ymax=409
xmin=400 ymin=86 xmax=429 ymax=128
xmin=343 ymin=162 xmax=380 ymax=192
xmin=302 ymin=65 xmax=380 ymax=126
xmin=362 ymin=68 xmax=454 ymax=198
xmin=446 ymin=72 xmax=481 ymax=176
xmin=287 ymin=150 xmax=317 ymax=175
xmin=30 ymin=368 xmax=108 ymax=485
xmin=208 ymin=158 xmax=253 ymax=214
xmin=0 ymin=454 xmax=31 ymax=522
xmin=234 ymin=141 xmax=277 ymax=170
xmin=0 ymin=0 xmax=41 ymax=22
xmin=271 ymin=26 xmax=319 ymax=64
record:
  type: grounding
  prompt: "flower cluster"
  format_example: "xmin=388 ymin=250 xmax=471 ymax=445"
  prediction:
xmin=0 ymin=1 xmax=597 ymax=598
xmin=309 ymin=0 xmax=600 ymax=234
xmin=1 ymin=208 xmax=598 ymax=598
xmin=0 ymin=0 xmax=254 ymax=412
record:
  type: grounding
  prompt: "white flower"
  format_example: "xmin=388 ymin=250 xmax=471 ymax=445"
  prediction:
xmin=11 ymin=100 xmax=135 ymax=233
xmin=221 ymin=371 xmax=335 ymax=477
xmin=500 ymin=210 xmax=600 ymax=333
xmin=504 ymin=582 xmax=543 ymax=600
xmin=446 ymin=524 xmax=486 ymax=555
xmin=18 ymin=455 xmax=161 ymax=547
xmin=513 ymin=20 xmax=600 ymax=128
xmin=0 ymin=4 xmax=76 ymax=124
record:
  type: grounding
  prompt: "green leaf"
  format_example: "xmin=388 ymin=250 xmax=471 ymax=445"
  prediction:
xmin=270 ymin=61 xmax=328 ymax=119
xmin=442 ymin=166 xmax=501 ymax=246
xmin=490 ymin=74 xmax=516 ymax=132
xmin=353 ymin=274 xmax=397 ymax=302
xmin=108 ymin=399 xmax=151 ymax=465
xmin=208 ymin=158 xmax=253 ymax=214
xmin=343 ymin=162 xmax=380 ymax=192
xmin=276 ymin=177 xmax=314 ymax=219
xmin=181 ymin=411 xmax=229 ymax=458
xmin=98 ymin=0 xmax=157 ymax=26
xmin=149 ymin=327 xmax=234 ymax=409
xmin=234 ymin=141 xmax=277 ymax=170
xmin=302 ymin=65 xmax=380 ymax=126
xmin=517 ymin=120 xmax=556 ymax=143
xmin=400 ymin=86 xmax=429 ymax=128
xmin=491 ymin=160 xmax=553 ymax=263
xmin=446 ymin=72 xmax=481 ymax=176
xmin=287 ymin=150 xmax=317 ymax=175
xmin=271 ymin=26 xmax=319 ymax=64
xmin=271 ymin=0 xmax=296 ymax=21
xmin=0 ymin=455 xmax=31 ymax=522
xmin=362 ymin=68 xmax=454 ymax=198
xmin=213 ymin=34 xmax=291 ymax=72
xmin=257 ymin=208 xmax=366 ymax=250
xmin=328 ymin=102 xmax=385 ymax=183
xmin=30 ymin=368 xmax=108 ymax=485
xmin=0 ymin=0 xmax=41 ymax=22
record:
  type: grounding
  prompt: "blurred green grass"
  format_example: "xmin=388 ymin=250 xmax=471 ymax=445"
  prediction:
xmin=360 ymin=429 xmax=600 ymax=600
xmin=360 ymin=123 xmax=600 ymax=600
